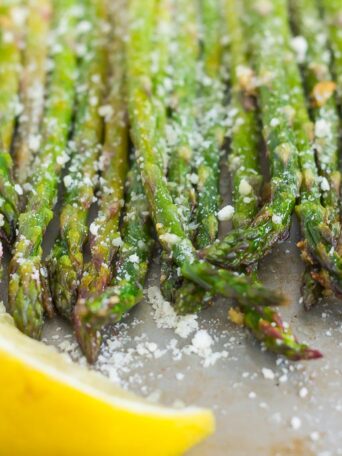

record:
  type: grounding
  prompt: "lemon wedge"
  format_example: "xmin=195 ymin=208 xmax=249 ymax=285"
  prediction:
xmin=0 ymin=308 xmax=214 ymax=455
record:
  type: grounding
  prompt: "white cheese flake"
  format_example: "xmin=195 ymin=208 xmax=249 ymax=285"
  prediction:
xmin=14 ymin=184 xmax=23 ymax=195
xmin=290 ymin=416 xmax=302 ymax=430
xmin=261 ymin=368 xmax=275 ymax=380
xmin=239 ymin=179 xmax=252 ymax=196
xmin=291 ymin=36 xmax=308 ymax=63
xmin=217 ymin=205 xmax=235 ymax=221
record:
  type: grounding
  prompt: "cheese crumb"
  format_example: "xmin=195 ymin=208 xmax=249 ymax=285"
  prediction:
xmin=315 ymin=119 xmax=330 ymax=138
xmin=14 ymin=184 xmax=23 ymax=195
xmin=159 ymin=233 xmax=180 ymax=245
xmin=63 ymin=175 xmax=72 ymax=188
xmin=112 ymin=237 xmax=123 ymax=247
xmin=299 ymin=387 xmax=308 ymax=398
xmin=291 ymin=36 xmax=308 ymax=63
xmin=239 ymin=179 xmax=252 ymax=196
xmin=89 ymin=223 xmax=99 ymax=236
xmin=290 ymin=416 xmax=302 ymax=430
xmin=98 ymin=105 xmax=114 ymax=120
xmin=272 ymin=214 xmax=282 ymax=225
xmin=217 ymin=205 xmax=235 ymax=221
xmin=262 ymin=368 xmax=275 ymax=380
xmin=320 ymin=177 xmax=330 ymax=191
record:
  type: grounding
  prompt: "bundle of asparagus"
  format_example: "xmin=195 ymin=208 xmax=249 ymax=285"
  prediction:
xmin=2 ymin=0 xmax=337 ymax=365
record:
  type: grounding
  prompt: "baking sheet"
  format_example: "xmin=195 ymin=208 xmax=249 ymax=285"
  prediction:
xmin=43 ymin=223 xmax=342 ymax=455
xmin=1 ymin=201 xmax=342 ymax=456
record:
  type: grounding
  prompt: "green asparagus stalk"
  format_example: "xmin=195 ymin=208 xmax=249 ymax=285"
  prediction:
xmin=127 ymin=0 xmax=284 ymax=311
xmin=181 ymin=261 xmax=320 ymax=361
xmin=76 ymin=10 xmax=128 ymax=303
xmin=290 ymin=0 xmax=340 ymax=233
xmin=160 ymin=0 xmax=199 ymax=300
xmin=0 ymin=1 xmax=23 ymax=241
xmin=201 ymin=0 xmax=302 ymax=269
xmin=195 ymin=0 xmax=225 ymax=248
xmin=151 ymin=0 xmax=173 ymax=172
xmin=48 ymin=0 xmax=108 ymax=319
xmin=8 ymin=0 xmax=79 ymax=338
xmin=174 ymin=0 xmax=262 ymax=314
xmin=170 ymin=0 xmax=225 ymax=308
xmin=225 ymin=0 xmax=261 ymax=229
xmin=14 ymin=0 xmax=51 ymax=187
xmin=320 ymin=0 xmax=342 ymax=104
xmin=238 ymin=305 xmax=322 ymax=360
xmin=288 ymin=0 xmax=342 ymax=305
xmin=74 ymin=164 xmax=153 ymax=362
xmin=175 ymin=0 xmax=321 ymax=361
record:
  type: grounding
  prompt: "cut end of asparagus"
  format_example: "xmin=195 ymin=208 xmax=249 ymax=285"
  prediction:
xmin=8 ymin=258 xmax=44 ymax=340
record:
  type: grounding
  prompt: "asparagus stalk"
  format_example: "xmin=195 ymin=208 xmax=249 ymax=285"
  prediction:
xmin=170 ymin=0 xmax=226 ymax=308
xmin=127 ymin=0 xmax=284 ymax=311
xmin=320 ymin=0 xmax=342 ymax=104
xmin=160 ymin=0 xmax=199 ymax=300
xmin=74 ymin=164 xmax=153 ymax=362
xmin=195 ymin=0 xmax=225 ymax=249
xmin=8 ymin=0 xmax=79 ymax=338
xmin=174 ymin=0 xmax=262 ymax=314
xmin=0 ymin=1 xmax=23 ymax=241
xmin=151 ymin=0 xmax=173 ymax=172
xmin=201 ymin=0 xmax=302 ymax=269
xmin=290 ymin=0 xmax=340 ymax=233
xmin=14 ymin=0 xmax=51 ymax=187
xmin=225 ymin=0 xmax=261 ymax=229
xmin=288 ymin=0 xmax=342 ymax=305
xmin=76 ymin=9 xmax=128 ymax=303
xmin=176 ymin=0 xmax=321 ymax=361
xmin=48 ymin=0 xmax=107 ymax=319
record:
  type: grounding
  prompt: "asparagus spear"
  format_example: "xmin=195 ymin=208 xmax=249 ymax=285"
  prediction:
xmin=288 ymin=0 xmax=341 ymax=305
xmin=151 ymin=0 xmax=173 ymax=172
xmin=48 ymin=0 xmax=107 ymax=319
xmin=76 ymin=9 xmax=128 ymax=303
xmin=225 ymin=0 xmax=261 ymax=229
xmin=75 ymin=0 xmax=167 ymax=361
xmin=8 ymin=0 xmax=79 ymax=338
xmin=74 ymin=164 xmax=153 ymax=362
xmin=127 ymin=0 xmax=284 ymax=310
xmin=195 ymin=0 xmax=225 ymax=249
xmin=0 ymin=1 xmax=23 ymax=241
xmin=320 ymin=0 xmax=342 ymax=104
xmin=174 ymin=0 xmax=262 ymax=314
xmin=176 ymin=0 xmax=321 ymax=361
xmin=160 ymin=0 xmax=199 ymax=300
xmin=14 ymin=0 xmax=51 ymax=187
xmin=201 ymin=0 xmax=302 ymax=269
xmin=290 ymin=0 xmax=340 ymax=233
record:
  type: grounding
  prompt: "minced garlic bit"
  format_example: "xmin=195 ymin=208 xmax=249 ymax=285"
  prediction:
xmin=228 ymin=307 xmax=244 ymax=326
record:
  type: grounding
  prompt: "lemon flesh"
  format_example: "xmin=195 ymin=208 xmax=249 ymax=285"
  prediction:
xmin=0 ymin=311 xmax=214 ymax=456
